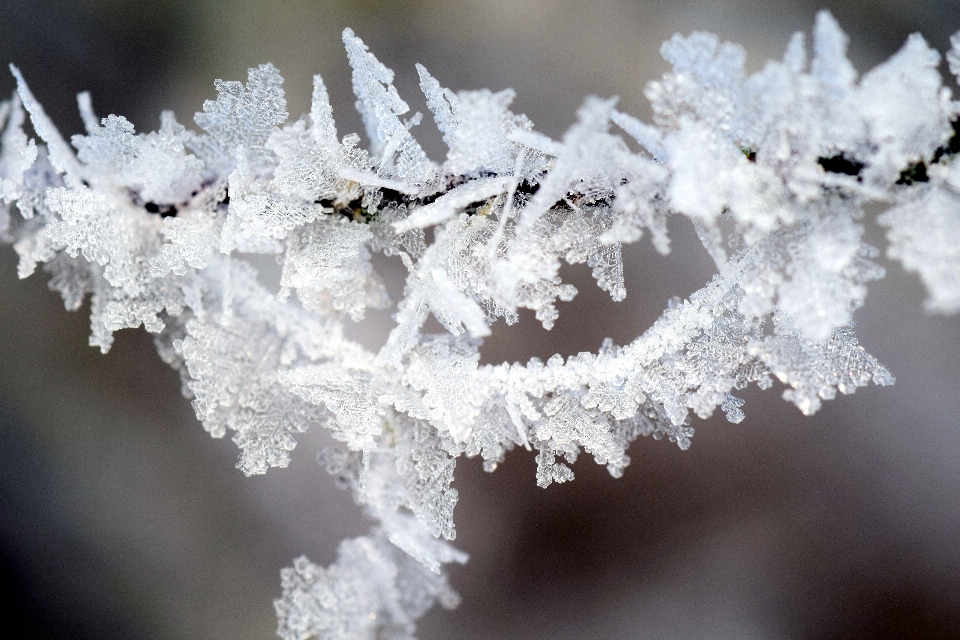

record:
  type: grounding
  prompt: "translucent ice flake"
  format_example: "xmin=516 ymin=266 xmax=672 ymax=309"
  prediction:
xmin=534 ymin=395 xmax=626 ymax=479
xmin=150 ymin=209 xmax=220 ymax=277
xmin=45 ymin=186 xmax=164 ymax=297
xmin=388 ymin=414 xmax=461 ymax=541
xmin=0 ymin=93 xmax=38 ymax=213
xmin=378 ymin=219 xmax=493 ymax=366
xmin=518 ymin=96 xmax=623 ymax=222
xmin=279 ymin=218 xmax=388 ymax=321
xmin=416 ymin=64 xmax=459 ymax=150
xmin=948 ymin=31 xmax=960 ymax=80
xmin=280 ymin=364 xmax=385 ymax=450
xmin=749 ymin=315 xmax=894 ymax=416
xmin=223 ymin=164 xmax=326 ymax=253
xmin=489 ymin=97 xmax=640 ymax=324
xmin=275 ymin=534 xmax=462 ymax=640
xmin=610 ymin=108 xmax=666 ymax=162
xmin=880 ymin=184 xmax=960 ymax=313
xmin=856 ymin=33 xmax=952 ymax=186
xmin=308 ymin=74 xmax=339 ymax=150
xmin=192 ymin=63 xmax=288 ymax=175
xmin=418 ymin=63 xmax=543 ymax=179
xmin=174 ymin=309 xmax=326 ymax=474
xmin=647 ymin=31 xmax=746 ymax=132
xmin=811 ymin=10 xmax=858 ymax=99
xmin=72 ymin=111 xmax=204 ymax=204
xmin=268 ymin=75 xmax=372 ymax=204
xmin=720 ymin=393 xmax=746 ymax=424
xmin=343 ymin=28 xmax=437 ymax=189
xmin=776 ymin=216 xmax=884 ymax=343
xmin=167 ymin=258 xmax=360 ymax=473
xmin=85 ymin=263 xmax=186 ymax=352
xmin=534 ymin=446 xmax=576 ymax=488
xmin=10 ymin=65 xmax=85 ymax=188
xmin=401 ymin=335 xmax=487 ymax=443
xmin=42 ymin=252 xmax=93 ymax=311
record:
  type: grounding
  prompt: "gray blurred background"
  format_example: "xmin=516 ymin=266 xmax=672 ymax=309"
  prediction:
xmin=1 ymin=1 xmax=960 ymax=638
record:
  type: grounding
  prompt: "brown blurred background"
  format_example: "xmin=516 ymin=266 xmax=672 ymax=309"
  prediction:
xmin=1 ymin=1 xmax=960 ymax=638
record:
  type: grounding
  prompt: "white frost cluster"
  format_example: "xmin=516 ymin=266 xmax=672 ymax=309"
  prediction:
xmin=2 ymin=12 xmax=958 ymax=639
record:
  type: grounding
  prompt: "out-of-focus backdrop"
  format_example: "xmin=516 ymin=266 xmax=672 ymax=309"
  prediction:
xmin=1 ymin=1 xmax=959 ymax=638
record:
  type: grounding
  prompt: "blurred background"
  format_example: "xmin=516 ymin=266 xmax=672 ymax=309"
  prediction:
xmin=1 ymin=1 xmax=960 ymax=638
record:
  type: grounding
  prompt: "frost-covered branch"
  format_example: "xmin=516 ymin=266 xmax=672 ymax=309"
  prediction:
xmin=1 ymin=11 xmax=958 ymax=639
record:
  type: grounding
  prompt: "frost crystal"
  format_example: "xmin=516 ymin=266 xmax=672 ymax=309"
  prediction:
xmin=2 ymin=13 xmax=958 ymax=639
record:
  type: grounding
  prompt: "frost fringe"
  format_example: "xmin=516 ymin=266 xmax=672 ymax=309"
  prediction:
xmin=2 ymin=11 xmax=958 ymax=639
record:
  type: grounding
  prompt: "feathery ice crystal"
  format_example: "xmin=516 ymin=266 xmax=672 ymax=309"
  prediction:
xmin=2 ymin=11 xmax=959 ymax=639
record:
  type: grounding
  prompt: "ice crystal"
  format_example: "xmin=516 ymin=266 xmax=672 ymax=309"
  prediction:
xmin=2 ymin=12 xmax=957 ymax=639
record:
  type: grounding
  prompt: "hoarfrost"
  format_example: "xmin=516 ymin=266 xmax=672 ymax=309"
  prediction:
xmin=1 ymin=13 xmax=958 ymax=639
xmin=191 ymin=62 xmax=288 ymax=176
xmin=342 ymin=28 xmax=437 ymax=189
